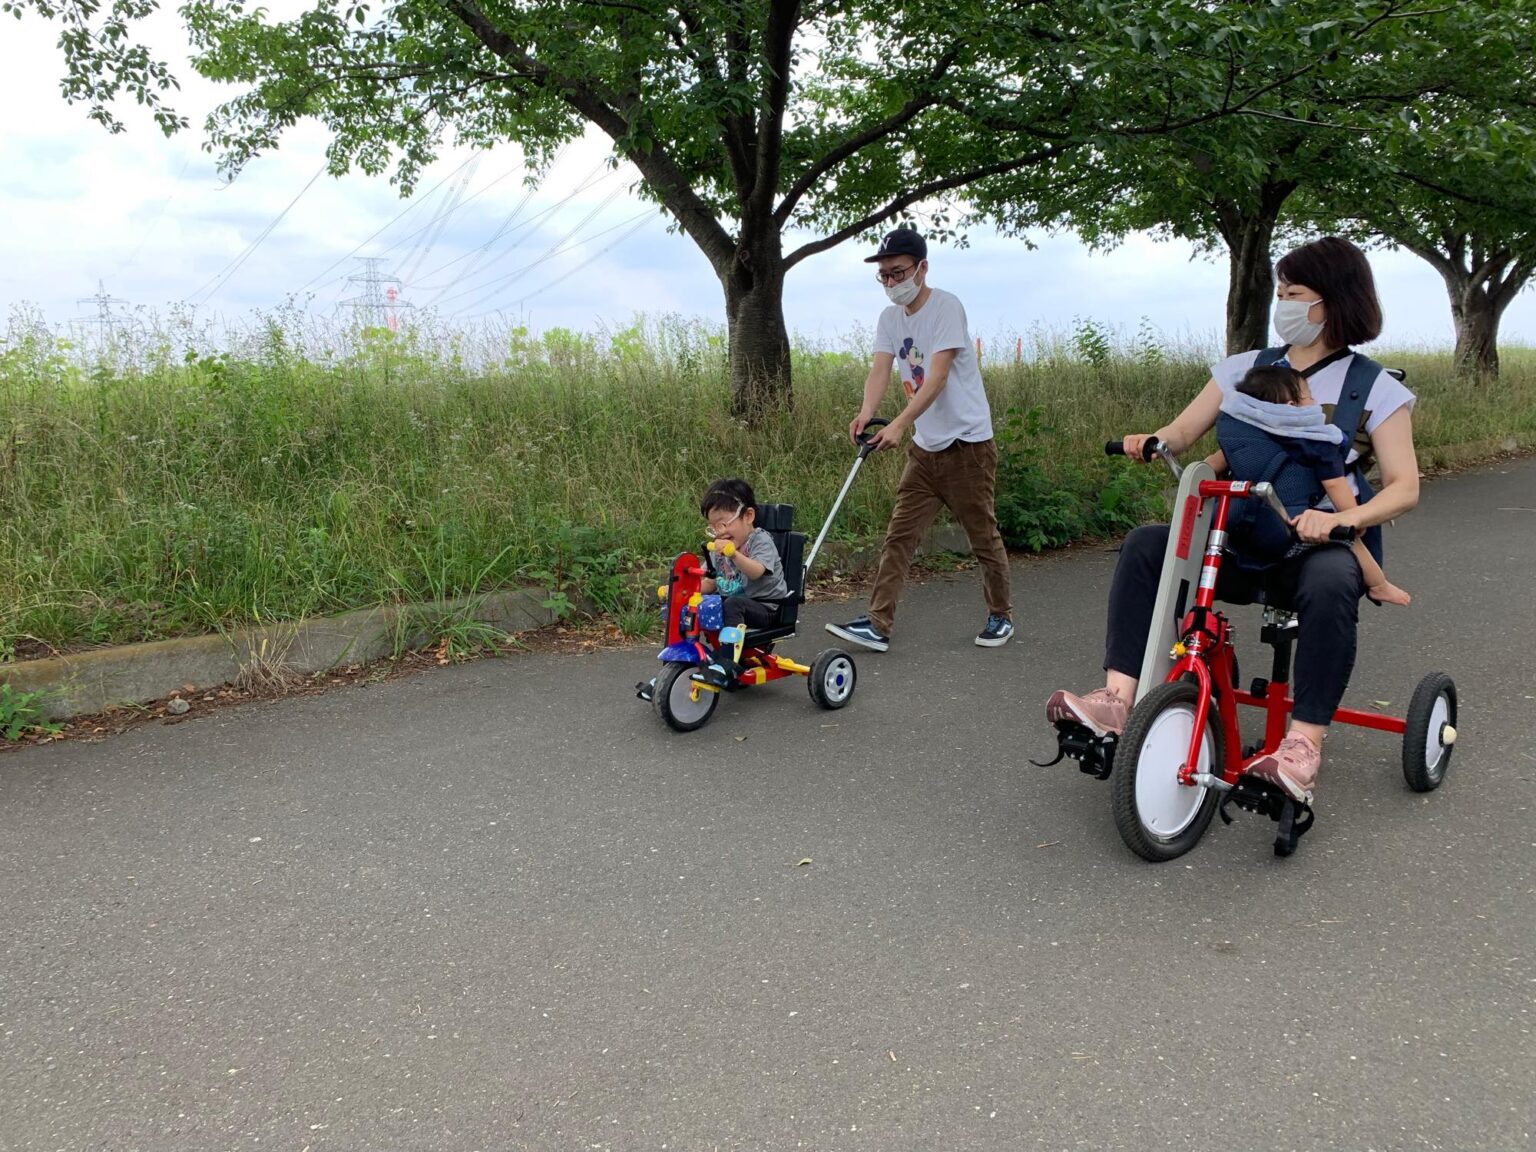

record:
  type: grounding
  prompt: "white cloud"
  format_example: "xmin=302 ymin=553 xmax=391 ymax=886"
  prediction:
xmin=2 ymin=12 xmax=1532 ymax=351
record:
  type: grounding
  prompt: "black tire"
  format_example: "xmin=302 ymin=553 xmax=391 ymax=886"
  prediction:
xmin=1402 ymin=672 xmax=1456 ymax=792
xmin=653 ymin=662 xmax=719 ymax=732
xmin=1112 ymin=679 xmax=1223 ymax=862
xmin=808 ymin=648 xmax=857 ymax=710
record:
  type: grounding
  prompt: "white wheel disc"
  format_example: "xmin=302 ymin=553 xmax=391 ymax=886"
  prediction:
xmin=666 ymin=669 xmax=716 ymax=725
xmin=821 ymin=656 xmax=854 ymax=704
xmin=1425 ymin=694 xmax=1451 ymax=771
xmin=1134 ymin=704 xmax=1213 ymax=838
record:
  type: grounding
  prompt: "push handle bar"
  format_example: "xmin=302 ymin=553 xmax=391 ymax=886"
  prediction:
xmin=856 ymin=417 xmax=892 ymax=460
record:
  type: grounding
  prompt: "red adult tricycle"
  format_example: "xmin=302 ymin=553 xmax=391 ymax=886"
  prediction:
xmin=1041 ymin=438 xmax=1459 ymax=859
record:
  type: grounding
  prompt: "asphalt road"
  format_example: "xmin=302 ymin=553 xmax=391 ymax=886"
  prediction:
xmin=3 ymin=459 xmax=1534 ymax=1152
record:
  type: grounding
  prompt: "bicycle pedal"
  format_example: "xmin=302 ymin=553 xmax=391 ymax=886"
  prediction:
xmin=1031 ymin=721 xmax=1116 ymax=780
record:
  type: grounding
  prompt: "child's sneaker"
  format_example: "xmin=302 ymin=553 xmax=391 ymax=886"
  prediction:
xmin=975 ymin=614 xmax=1014 ymax=647
xmin=696 ymin=659 xmax=739 ymax=689
xmin=1045 ymin=687 xmax=1128 ymax=737
xmin=825 ymin=616 xmax=889 ymax=652
xmin=1244 ymin=733 xmax=1320 ymax=803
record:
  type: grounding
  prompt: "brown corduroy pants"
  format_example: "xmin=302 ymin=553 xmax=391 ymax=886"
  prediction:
xmin=866 ymin=438 xmax=1012 ymax=635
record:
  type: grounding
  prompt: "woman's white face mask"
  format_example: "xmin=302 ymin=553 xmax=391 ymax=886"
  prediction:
xmin=1274 ymin=297 xmax=1324 ymax=347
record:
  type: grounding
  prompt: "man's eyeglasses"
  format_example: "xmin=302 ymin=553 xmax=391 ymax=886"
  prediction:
xmin=875 ymin=263 xmax=918 ymax=286
xmin=705 ymin=503 xmax=745 ymax=539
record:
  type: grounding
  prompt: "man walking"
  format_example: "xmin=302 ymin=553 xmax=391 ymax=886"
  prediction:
xmin=827 ymin=226 xmax=1014 ymax=652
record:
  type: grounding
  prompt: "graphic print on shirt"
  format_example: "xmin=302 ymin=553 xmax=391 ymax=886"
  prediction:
xmin=714 ymin=554 xmax=746 ymax=597
xmin=898 ymin=337 xmax=925 ymax=398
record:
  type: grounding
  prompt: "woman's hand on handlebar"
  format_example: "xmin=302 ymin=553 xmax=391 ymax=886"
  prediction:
xmin=1120 ymin=433 xmax=1161 ymax=462
xmin=1290 ymin=507 xmax=1352 ymax=544
xmin=849 ymin=413 xmax=871 ymax=445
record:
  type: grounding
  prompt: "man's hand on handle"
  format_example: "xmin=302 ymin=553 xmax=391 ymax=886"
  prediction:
xmin=850 ymin=413 xmax=903 ymax=451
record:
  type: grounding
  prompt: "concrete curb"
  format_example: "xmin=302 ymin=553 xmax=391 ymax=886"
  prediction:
xmin=1 ymin=587 xmax=559 ymax=722
xmin=1 ymin=524 xmax=973 ymax=724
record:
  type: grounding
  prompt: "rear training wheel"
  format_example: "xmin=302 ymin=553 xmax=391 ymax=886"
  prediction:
xmin=1402 ymin=671 xmax=1456 ymax=792
xmin=653 ymin=662 xmax=719 ymax=732
xmin=1112 ymin=679 xmax=1223 ymax=862
xmin=808 ymin=648 xmax=856 ymax=709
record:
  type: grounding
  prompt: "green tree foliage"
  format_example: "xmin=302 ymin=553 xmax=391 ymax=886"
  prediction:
xmin=1310 ymin=100 xmax=1536 ymax=378
xmin=968 ymin=1 xmax=1536 ymax=357
xmin=12 ymin=0 xmax=1494 ymax=409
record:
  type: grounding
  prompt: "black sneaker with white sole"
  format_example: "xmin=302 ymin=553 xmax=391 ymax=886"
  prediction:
xmin=975 ymin=614 xmax=1014 ymax=647
xmin=825 ymin=616 xmax=889 ymax=652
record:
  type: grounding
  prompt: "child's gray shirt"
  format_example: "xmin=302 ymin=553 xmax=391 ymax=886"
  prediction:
xmin=714 ymin=527 xmax=789 ymax=601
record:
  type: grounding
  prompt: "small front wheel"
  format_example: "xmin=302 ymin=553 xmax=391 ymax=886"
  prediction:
xmin=653 ymin=662 xmax=720 ymax=732
xmin=1403 ymin=671 xmax=1457 ymax=792
xmin=1112 ymin=679 xmax=1222 ymax=861
xmin=808 ymin=648 xmax=856 ymax=710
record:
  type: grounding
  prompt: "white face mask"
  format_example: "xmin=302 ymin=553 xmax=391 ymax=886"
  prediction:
xmin=1274 ymin=297 xmax=1324 ymax=347
xmin=884 ymin=277 xmax=920 ymax=306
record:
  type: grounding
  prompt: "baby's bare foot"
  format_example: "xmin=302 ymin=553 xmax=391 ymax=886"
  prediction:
xmin=1369 ymin=580 xmax=1412 ymax=606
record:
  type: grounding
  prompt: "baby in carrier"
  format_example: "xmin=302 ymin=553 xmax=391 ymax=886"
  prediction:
xmin=1206 ymin=364 xmax=1410 ymax=606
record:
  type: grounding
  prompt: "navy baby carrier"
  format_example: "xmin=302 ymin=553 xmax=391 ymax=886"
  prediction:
xmin=1217 ymin=346 xmax=1386 ymax=570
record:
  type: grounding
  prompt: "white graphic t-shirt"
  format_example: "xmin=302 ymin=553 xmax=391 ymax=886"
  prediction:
xmin=874 ymin=288 xmax=993 ymax=451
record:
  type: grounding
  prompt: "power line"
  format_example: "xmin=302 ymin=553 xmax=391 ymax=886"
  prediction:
xmin=455 ymin=206 xmax=657 ymax=321
xmin=292 ymin=151 xmax=482 ymax=296
xmin=188 ymin=162 xmax=328 ymax=305
xmin=396 ymin=154 xmax=483 ymax=286
xmin=512 ymin=211 xmax=659 ymax=310
xmin=413 ymin=155 xmax=615 ymax=298
xmin=434 ymin=184 xmax=628 ymax=312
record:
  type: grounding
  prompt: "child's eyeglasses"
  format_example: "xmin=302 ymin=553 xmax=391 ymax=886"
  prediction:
xmin=705 ymin=503 xmax=744 ymax=539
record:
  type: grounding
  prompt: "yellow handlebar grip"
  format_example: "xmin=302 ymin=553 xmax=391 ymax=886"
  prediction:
xmin=657 ymin=585 xmax=668 ymax=600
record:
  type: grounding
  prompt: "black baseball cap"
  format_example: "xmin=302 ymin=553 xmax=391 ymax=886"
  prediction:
xmin=864 ymin=227 xmax=927 ymax=263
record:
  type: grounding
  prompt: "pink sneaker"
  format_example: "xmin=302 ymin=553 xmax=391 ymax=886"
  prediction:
xmin=1245 ymin=733 xmax=1321 ymax=803
xmin=1045 ymin=687 xmax=1128 ymax=737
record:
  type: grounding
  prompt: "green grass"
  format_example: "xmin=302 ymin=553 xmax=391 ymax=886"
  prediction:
xmin=2 ymin=308 xmax=1533 ymax=651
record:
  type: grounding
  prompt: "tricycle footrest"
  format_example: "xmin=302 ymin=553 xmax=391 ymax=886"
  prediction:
xmin=1219 ymin=776 xmax=1315 ymax=856
xmin=1031 ymin=721 xmax=1116 ymax=780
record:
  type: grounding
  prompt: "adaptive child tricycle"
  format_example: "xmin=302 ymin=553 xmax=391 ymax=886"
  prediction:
xmin=636 ymin=420 xmax=891 ymax=732
xmin=1039 ymin=437 xmax=1459 ymax=859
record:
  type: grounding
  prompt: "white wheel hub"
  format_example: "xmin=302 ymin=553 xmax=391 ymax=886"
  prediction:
xmin=1135 ymin=704 xmax=1213 ymax=838
xmin=821 ymin=657 xmax=854 ymax=704
xmin=1425 ymin=695 xmax=1451 ymax=770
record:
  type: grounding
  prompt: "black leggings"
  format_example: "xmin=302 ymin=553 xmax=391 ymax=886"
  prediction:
xmin=1105 ymin=524 xmax=1365 ymax=725
xmin=721 ymin=596 xmax=780 ymax=630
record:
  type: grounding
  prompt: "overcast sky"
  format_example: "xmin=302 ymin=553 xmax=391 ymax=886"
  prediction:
xmin=4 ymin=13 xmax=1533 ymax=357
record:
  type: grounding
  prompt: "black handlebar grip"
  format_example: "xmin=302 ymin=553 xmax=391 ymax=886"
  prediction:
xmin=1104 ymin=439 xmax=1160 ymax=461
xmin=856 ymin=416 xmax=891 ymax=444
xmin=1328 ymin=525 xmax=1357 ymax=543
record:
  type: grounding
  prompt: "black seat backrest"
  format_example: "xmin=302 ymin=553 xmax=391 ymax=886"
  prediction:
xmin=754 ymin=503 xmax=805 ymax=626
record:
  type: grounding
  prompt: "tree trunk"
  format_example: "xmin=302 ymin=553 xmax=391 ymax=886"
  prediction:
xmin=1449 ymin=282 xmax=1500 ymax=378
xmin=1211 ymin=181 xmax=1296 ymax=355
xmin=722 ymin=231 xmax=793 ymax=421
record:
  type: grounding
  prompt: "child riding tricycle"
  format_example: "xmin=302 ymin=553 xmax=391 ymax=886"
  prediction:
xmin=635 ymin=422 xmax=892 ymax=731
